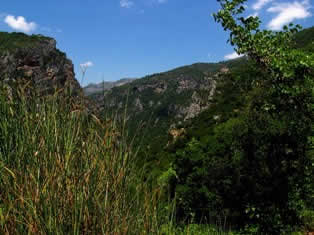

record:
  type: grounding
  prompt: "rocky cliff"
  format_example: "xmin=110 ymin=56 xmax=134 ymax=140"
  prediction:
xmin=0 ymin=32 xmax=82 ymax=98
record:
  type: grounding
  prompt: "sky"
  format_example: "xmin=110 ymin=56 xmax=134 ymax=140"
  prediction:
xmin=0 ymin=0 xmax=313 ymax=86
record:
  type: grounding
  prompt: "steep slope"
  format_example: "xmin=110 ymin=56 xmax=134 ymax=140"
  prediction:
xmin=165 ymin=26 xmax=314 ymax=153
xmin=0 ymin=32 xmax=82 ymax=98
xmin=88 ymin=59 xmax=246 ymax=148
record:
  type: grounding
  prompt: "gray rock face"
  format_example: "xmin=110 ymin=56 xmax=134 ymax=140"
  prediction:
xmin=0 ymin=33 xmax=82 ymax=97
xmin=176 ymin=78 xmax=198 ymax=93
xmin=134 ymin=98 xmax=143 ymax=111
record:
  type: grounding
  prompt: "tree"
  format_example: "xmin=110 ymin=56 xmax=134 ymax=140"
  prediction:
xmin=171 ymin=1 xmax=313 ymax=234
xmin=212 ymin=0 xmax=314 ymax=233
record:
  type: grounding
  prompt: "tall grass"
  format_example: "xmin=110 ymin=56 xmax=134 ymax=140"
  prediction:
xmin=0 ymin=85 xmax=233 ymax=234
xmin=0 ymin=85 xmax=163 ymax=234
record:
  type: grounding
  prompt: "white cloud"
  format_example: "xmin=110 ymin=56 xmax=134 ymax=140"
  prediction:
xmin=252 ymin=0 xmax=273 ymax=11
xmin=224 ymin=52 xmax=243 ymax=60
xmin=80 ymin=61 xmax=94 ymax=70
xmin=267 ymin=0 xmax=312 ymax=30
xmin=120 ymin=0 xmax=134 ymax=8
xmin=4 ymin=15 xmax=37 ymax=33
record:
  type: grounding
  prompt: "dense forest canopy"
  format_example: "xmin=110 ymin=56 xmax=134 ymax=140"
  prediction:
xmin=164 ymin=0 xmax=314 ymax=233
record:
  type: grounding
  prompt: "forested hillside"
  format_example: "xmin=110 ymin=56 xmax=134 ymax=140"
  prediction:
xmin=164 ymin=9 xmax=314 ymax=232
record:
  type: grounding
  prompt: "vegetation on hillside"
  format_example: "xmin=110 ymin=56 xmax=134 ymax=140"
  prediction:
xmin=163 ymin=1 xmax=314 ymax=233
xmin=0 ymin=32 xmax=53 ymax=52
xmin=293 ymin=26 xmax=314 ymax=52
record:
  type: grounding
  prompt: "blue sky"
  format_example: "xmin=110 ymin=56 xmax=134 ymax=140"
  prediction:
xmin=0 ymin=0 xmax=313 ymax=85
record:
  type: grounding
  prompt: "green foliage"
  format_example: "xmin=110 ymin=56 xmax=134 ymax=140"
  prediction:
xmin=293 ymin=26 xmax=314 ymax=53
xmin=0 ymin=32 xmax=50 ymax=52
xmin=169 ymin=1 xmax=314 ymax=234
xmin=300 ymin=209 xmax=314 ymax=231
xmin=160 ymin=223 xmax=236 ymax=235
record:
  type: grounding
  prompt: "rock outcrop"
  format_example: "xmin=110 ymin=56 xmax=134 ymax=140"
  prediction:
xmin=0 ymin=32 xmax=82 ymax=98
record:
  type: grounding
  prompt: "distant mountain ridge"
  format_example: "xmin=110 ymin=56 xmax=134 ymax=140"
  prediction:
xmin=83 ymin=78 xmax=136 ymax=95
